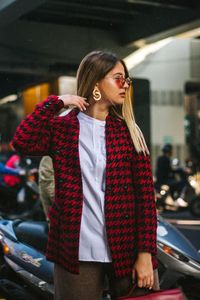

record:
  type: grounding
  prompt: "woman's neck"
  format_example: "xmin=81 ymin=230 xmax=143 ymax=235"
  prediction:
xmin=83 ymin=101 xmax=109 ymax=121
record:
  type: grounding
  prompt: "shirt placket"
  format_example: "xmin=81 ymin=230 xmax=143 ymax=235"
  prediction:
xmin=93 ymin=123 xmax=104 ymax=213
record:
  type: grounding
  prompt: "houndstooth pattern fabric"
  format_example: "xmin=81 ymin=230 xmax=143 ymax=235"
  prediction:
xmin=12 ymin=95 xmax=157 ymax=277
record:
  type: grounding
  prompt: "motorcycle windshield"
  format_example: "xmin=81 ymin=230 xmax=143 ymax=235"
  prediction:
xmin=157 ymin=215 xmax=200 ymax=262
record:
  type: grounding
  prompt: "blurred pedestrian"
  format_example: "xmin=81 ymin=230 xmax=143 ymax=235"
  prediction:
xmin=12 ymin=50 xmax=159 ymax=300
xmin=155 ymin=144 xmax=187 ymax=200
xmin=38 ymin=156 xmax=54 ymax=221
xmin=155 ymin=143 xmax=174 ymax=188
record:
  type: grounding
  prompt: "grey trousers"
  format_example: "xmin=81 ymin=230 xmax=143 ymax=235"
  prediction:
xmin=54 ymin=262 xmax=160 ymax=300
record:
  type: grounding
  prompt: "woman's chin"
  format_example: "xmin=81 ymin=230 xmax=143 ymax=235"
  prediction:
xmin=115 ymin=98 xmax=125 ymax=105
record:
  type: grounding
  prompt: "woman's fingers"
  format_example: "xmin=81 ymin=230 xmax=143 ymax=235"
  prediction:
xmin=137 ymin=275 xmax=143 ymax=288
xmin=133 ymin=268 xmax=153 ymax=290
xmin=78 ymin=98 xmax=89 ymax=111
xmin=149 ymin=274 xmax=154 ymax=289
xmin=58 ymin=95 xmax=89 ymax=111
xmin=145 ymin=274 xmax=154 ymax=289
xmin=133 ymin=254 xmax=154 ymax=290
xmin=70 ymin=96 xmax=88 ymax=111
xmin=137 ymin=273 xmax=154 ymax=289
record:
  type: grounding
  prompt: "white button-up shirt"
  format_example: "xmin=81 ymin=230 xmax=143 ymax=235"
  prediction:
xmin=77 ymin=112 xmax=112 ymax=262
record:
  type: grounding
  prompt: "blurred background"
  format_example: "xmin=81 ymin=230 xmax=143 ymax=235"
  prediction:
xmin=0 ymin=2 xmax=200 ymax=299
xmin=0 ymin=0 xmax=200 ymax=174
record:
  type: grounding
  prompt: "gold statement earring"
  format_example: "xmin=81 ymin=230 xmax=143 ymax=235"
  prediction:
xmin=92 ymin=86 xmax=101 ymax=101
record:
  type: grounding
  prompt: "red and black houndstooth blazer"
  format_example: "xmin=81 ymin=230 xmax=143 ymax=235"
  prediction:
xmin=12 ymin=95 xmax=158 ymax=277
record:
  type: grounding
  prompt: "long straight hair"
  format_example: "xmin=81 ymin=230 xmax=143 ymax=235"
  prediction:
xmin=76 ymin=51 xmax=149 ymax=154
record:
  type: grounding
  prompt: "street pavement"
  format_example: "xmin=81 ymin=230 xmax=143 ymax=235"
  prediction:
xmin=160 ymin=210 xmax=200 ymax=252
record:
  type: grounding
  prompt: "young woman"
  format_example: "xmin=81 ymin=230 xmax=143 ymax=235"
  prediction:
xmin=12 ymin=51 xmax=159 ymax=300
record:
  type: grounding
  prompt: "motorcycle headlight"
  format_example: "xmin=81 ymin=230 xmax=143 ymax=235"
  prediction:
xmin=158 ymin=241 xmax=189 ymax=262
xmin=3 ymin=244 xmax=10 ymax=255
xmin=160 ymin=190 xmax=166 ymax=196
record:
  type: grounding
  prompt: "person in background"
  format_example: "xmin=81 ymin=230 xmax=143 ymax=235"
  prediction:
xmin=38 ymin=156 xmax=55 ymax=221
xmin=3 ymin=153 xmax=21 ymax=187
xmin=155 ymin=144 xmax=188 ymax=206
xmin=12 ymin=50 xmax=159 ymax=300
xmin=155 ymin=143 xmax=174 ymax=188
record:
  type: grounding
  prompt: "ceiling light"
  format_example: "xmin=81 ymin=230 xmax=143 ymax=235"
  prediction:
xmin=0 ymin=94 xmax=18 ymax=105
xmin=124 ymin=38 xmax=173 ymax=70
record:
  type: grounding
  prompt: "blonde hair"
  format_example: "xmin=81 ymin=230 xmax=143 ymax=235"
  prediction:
xmin=77 ymin=51 xmax=149 ymax=154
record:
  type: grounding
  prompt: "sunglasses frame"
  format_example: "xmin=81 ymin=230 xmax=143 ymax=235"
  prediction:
xmin=105 ymin=75 xmax=132 ymax=88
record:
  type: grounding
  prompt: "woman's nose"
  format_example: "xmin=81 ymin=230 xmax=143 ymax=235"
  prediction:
xmin=123 ymin=81 xmax=129 ymax=89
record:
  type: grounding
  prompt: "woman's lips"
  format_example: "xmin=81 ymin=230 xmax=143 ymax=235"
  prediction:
xmin=119 ymin=92 xmax=125 ymax=97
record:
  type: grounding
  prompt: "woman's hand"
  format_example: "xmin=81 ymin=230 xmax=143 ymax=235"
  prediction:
xmin=132 ymin=252 xmax=154 ymax=289
xmin=58 ymin=95 xmax=89 ymax=111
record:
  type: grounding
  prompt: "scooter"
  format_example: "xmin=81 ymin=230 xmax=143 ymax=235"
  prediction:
xmin=0 ymin=216 xmax=200 ymax=300
xmin=155 ymin=158 xmax=200 ymax=217
xmin=155 ymin=173 xmax=200 ymax=217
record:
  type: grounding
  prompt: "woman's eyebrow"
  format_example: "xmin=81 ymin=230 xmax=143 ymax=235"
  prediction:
xmin=113 ymin=72 xmax=124 ymax=76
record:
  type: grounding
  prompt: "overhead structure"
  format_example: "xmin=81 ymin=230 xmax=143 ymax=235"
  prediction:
xmin=0 ymin=0 xmax=200 ymax=98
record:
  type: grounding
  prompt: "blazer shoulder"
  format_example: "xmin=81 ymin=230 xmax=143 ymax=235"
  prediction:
xmin=50 ymin=108 xmax=77 ymax=125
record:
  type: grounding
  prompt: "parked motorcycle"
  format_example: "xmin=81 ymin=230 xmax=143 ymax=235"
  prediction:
xmin=0 ymin=158 xmax=45 ymax=221
xmin=0 ymin=216 xmax=200 ymax=299
xmin=155 ymin=169 xmax=200 ymax=217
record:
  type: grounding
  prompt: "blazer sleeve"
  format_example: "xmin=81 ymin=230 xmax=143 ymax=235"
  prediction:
xmin=12 ymin=95 xmax=64 ymax=156
xmin=131 ymin=149 xmax=157 ymax=255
